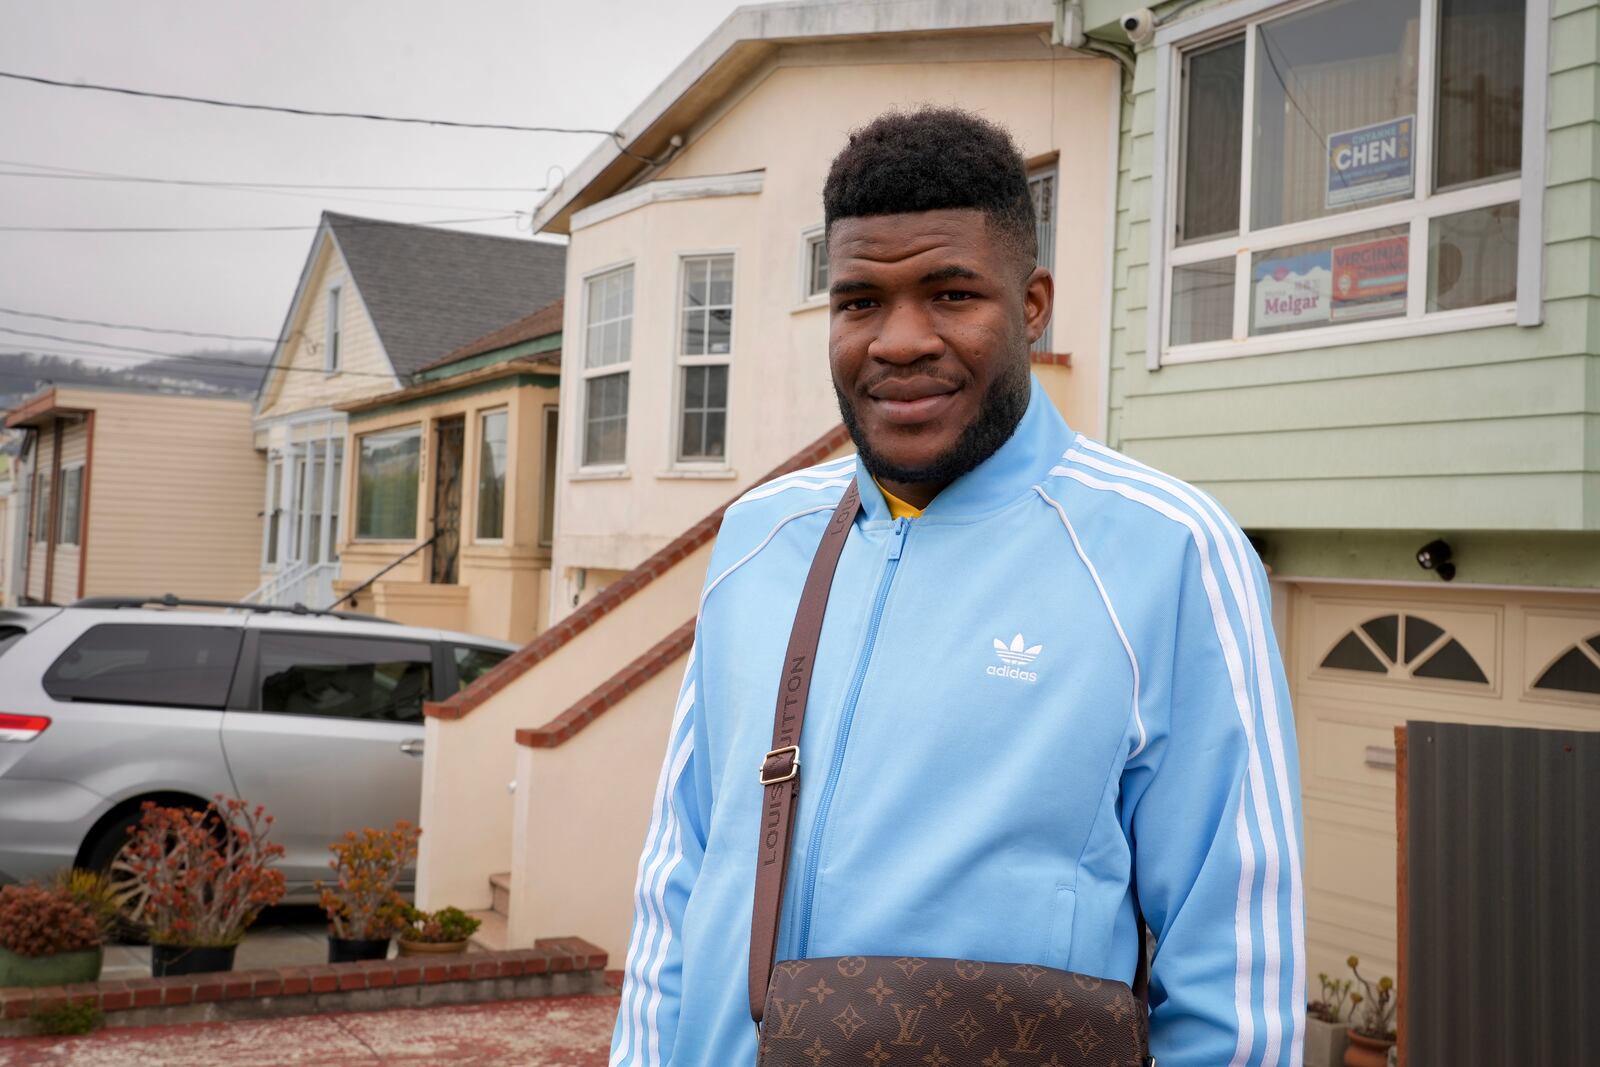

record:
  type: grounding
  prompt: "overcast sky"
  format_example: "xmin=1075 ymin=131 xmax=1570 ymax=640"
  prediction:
xmin=0 ymin=0 xmax=749 ymax=372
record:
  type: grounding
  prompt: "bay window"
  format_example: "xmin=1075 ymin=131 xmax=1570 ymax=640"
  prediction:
xmin=1151 ymin=0 xmax=1542 ymax=364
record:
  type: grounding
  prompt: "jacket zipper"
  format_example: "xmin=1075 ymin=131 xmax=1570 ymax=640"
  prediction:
xmin=794 ymin=515 xmax=910 ymax=959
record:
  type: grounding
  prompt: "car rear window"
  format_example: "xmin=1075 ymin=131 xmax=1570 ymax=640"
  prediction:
xmin=453 ymin=645 xmax=510 ymax=690
xmin=257 ymin=632 xmax=433 ymax=724
xmin=0 ymin=626 xmax=27 ymax=657
xmin=43 ymin=623 xmax=243 ymax=709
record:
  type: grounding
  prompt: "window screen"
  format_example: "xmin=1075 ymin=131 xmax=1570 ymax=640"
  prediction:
xmin=258 ymin=632 xmax=434 ymax=724
xmin=44 ymin=624 xmax=242 ymax=709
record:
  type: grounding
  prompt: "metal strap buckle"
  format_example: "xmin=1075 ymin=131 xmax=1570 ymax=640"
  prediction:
xmin=759 ymin=745 xmax=800 ymax=786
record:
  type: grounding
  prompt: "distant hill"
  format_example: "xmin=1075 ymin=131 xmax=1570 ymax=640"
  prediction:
xmin=0 ymin=349 xmax=272 ymax=411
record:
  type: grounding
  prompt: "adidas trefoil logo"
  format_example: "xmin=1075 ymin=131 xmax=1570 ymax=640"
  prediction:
xmin=987 ymin=633 xmax=1043 ymax=683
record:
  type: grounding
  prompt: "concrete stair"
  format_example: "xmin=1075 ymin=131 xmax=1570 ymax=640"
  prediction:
xmin=467 ymin=871 xmax=513 ymax=951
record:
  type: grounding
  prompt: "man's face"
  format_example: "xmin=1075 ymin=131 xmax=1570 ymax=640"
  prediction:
xmin=827 ymin=208 xmax=1053 ymax=505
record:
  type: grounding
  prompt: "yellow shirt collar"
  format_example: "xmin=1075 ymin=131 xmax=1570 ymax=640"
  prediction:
xmin=875 ymin=479 xmax=924 ymax=519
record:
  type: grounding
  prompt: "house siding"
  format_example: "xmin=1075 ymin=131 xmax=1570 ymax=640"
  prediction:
xmin=256 ymin=239 xmax=396 ymax=421
xmin=68 ymin=388 xmax=264 ymax=601
xmin=1100 ymin=0 xmax=1600 ymax=579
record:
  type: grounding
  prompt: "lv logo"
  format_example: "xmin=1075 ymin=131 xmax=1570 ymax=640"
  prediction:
xmin=768 ymin=997 xmax=808 ymax=1040
xmin=890 ymin=1003 xmax=928 ymax=1046
xmin=1008 ymin=1011 xmax=1047 ymax=1053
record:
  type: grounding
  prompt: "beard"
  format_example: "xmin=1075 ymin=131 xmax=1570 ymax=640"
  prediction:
xmin=834 ymin=352 xmax=1031 ymax=489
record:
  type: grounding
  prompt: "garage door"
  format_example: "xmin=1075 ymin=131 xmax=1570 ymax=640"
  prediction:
xmin=1289 ymin=582 xmax=1600 ymax=986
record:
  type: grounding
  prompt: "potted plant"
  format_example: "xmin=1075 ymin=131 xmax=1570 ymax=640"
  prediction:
xmin=1343 ymin=955 xmax=1398 ymax=1067
xmin=0 ymin=882 xmax=104 ymax=987
xmin=397 ymin=905 xmax=481 ymax=957
xmin=317 ymin=822 xmax=421 ymax=963
xmin=122 ymin=796 xmax=287 ymax=977
xmin=1305 ymin=970 xmax=1353 ymax=1067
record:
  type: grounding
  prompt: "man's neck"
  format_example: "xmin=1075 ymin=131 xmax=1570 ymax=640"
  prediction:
xmin=874 ymin=477 xmax=947 ymax=511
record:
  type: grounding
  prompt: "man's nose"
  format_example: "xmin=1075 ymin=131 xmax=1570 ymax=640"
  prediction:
xmin=866 ymin=299 xmax=942 ymax=365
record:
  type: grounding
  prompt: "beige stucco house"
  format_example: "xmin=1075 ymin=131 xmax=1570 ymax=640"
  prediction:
xmin=3 ymin=384 xmax=263 ymax=604
xmin=332 ymin=301 xmax=563 ymax=643
xmin=251 ymin=212 xmax=565 ymax=611
xmin=413 ymin=0 xmax=1124 ymax=961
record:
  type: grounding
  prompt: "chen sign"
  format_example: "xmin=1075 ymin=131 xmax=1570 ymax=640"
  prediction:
xmin=1327 ymin=116 xmax=1414 ymax=209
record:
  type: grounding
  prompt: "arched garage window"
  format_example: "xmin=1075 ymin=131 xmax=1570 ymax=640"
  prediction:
xmin=1320 ymin=613 xmax=1488 ymax=684
xmin=1532 ymin=635 xmax=1600 ymax=696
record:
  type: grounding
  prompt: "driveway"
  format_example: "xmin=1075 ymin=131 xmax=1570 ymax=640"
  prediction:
xmin=0 ymin=994 xmax=618 ymax=1066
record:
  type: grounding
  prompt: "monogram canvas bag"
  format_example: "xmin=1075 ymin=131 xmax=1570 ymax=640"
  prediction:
xmin=750 ymin=481 xmax=1153 ymax=1067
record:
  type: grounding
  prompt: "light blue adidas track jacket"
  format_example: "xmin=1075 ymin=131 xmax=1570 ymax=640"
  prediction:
xmin=610 ymin=379 xmax=1305 ymax=1067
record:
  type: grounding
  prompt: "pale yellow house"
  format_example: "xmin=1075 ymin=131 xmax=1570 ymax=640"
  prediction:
xmin=332 ymin=301 xmax=563 ymax=643
xmin=251 ymin=212 xmax=565 ymax=610
xmin=414 ymin=0 xmax=1124 ymax=961
xmin=4 ymin=384 xmax=262 ymax=604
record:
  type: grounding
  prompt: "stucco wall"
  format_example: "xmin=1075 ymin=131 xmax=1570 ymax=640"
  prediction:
xmin=551 ymin=38 xmax=1122 ymax=619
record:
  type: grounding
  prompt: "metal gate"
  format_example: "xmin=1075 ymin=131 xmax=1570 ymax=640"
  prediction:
xmin=431 ymin=417 xmax=464 ymax=584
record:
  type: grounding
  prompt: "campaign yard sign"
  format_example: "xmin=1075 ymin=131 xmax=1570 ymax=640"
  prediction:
xmin=1331 ymin=235 xmax=1409 ymax=321
xmin=1327 ymin=115 xmax=1414 ymax=209
xmin=1253 ymin=251 xmax=1331 ymax=331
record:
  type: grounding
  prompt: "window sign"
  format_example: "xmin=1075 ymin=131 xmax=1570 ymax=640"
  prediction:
xmin=1327 ymin=116 xmax=1415 ymax=209
xmin=1331 ymin=235 xmax=1409 ymax=321
xmin=1252 ymin=252 xmax=1331 ymax=331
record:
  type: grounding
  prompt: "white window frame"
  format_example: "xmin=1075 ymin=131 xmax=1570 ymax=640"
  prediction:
xmin=57 ymin=463 xmax=84 ymax=547
xmin=799 ymin=225 xmax=828 ymax=306
xmin=262 ymin=451 xmax=285 ymax=568
xmin=1146 ymin=0 xmax=1549 ymax=369
xmin=672 ymin=251 xmax=736 ymax=469
xmin=577 ymin=262 xmax=634 ymax=474
xmin=538 ymin=405 xmax=558 ymax=548
xmin=1028 ymin=166 xmax=1059 ymax=354
xmin=325 ymin=285 xmax=343 ymax=374
xmin=474 ymin=406 xmax=510 ymax=544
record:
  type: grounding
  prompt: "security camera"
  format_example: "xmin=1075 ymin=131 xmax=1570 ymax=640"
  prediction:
xmin=1121 ymin=8 xmax=1156 ymax=45
xmin=1416 ymin=539 xmax=1456 ymax=582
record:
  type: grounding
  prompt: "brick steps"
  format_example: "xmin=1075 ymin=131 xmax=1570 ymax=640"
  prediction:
xmin=0 ymin=937 xmax=606 ymax=1037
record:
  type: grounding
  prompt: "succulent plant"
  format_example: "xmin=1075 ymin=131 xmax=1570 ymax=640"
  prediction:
xmin=0 ymin=883 xmax=102 ymax=957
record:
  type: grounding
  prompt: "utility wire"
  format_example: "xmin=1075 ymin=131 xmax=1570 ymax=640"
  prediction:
xmin=0 ymin=158 xmax=550 ymax=193
xmin=0 ymin=70 xmax=677 ymax=165
xmin=4 ymin=340 xmax=399 ymax=382
xmin=0 ymin=168 xmax=516 ymax=213
xmin=0 ymin=305 xmax=281 ymax=343
xmin=0 ymin=213 xmax=519 ymax=233
xmin=0 ymin=69 xmax=618 ymax=138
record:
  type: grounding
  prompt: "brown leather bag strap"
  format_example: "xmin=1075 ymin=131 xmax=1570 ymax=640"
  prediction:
xmin=748 ymin=480 xmax=860 ymax=1022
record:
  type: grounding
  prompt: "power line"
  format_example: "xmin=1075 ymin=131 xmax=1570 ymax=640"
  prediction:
xmin=0 ymin=305 xmax=280 ymax=343
xmin=0 ymin=157 xmax=551 ymax=193
xmin=4 ymin=342 xmax=400 ymax=383
xmin=0 ymin=69 xmax=620 ymax=138
xmin=0 ymin=212 xmax=519 ymax=234
xmin=0 ymin=168 xmax=517 ymax=213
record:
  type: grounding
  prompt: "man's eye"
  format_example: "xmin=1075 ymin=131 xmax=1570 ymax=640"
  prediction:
xmin=934 ymin=291 xmax=978 ymax=301
xmin=837 ymin=298 xmax=878 ymax=311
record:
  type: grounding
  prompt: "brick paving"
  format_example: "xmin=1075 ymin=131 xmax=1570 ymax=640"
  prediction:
xmin=0 ymin=993 xmax=619 ymax=1066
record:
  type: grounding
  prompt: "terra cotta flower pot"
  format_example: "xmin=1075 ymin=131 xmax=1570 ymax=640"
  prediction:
xmin=396 ymin=938 xmax=469 ymax=957
xmin=1344 ymin=1029 xmax=1396 ymax=1067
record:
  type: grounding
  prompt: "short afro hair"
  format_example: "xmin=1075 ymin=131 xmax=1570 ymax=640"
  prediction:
xmin=823 ymin=107 xmax=1037 ymax=269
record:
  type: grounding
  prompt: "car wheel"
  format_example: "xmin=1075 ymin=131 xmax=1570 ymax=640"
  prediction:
xmin=82 ymin=805 xmax=193 ymax=943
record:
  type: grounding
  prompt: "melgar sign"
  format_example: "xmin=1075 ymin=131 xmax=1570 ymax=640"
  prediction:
xmin=1327 ymin=116 xmax=1414 ymax=209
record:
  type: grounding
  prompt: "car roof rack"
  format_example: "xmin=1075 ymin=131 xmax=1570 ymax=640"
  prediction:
xmin=69 ymin=594 xmax=396 ymax=625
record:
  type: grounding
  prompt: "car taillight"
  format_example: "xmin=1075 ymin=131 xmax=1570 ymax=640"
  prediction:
xmin=0 ymin=713 xmax=50 ymax=742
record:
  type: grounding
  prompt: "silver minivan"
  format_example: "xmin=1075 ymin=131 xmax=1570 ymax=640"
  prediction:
xmin=0 ymin=598 xmax=515 ymax=897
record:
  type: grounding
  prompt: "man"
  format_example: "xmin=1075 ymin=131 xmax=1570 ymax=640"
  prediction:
xmin=609 ymin=108 xmax=1304 ymax=1067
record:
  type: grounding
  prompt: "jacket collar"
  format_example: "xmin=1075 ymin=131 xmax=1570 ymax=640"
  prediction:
xmin=853 ymin=374 xmax=1074 ymax=524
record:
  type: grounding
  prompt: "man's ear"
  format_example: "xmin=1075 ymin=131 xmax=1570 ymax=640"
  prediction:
xmin=1023 ymin=267 xmax=1054 ymax=345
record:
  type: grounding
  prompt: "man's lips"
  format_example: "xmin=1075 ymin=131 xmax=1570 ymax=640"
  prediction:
xmin=864 ymin=378 xmax=960 ymax=425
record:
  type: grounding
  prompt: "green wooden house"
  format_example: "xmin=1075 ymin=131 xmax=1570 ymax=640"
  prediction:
xmin=1078 ymin=0 xmax=1598 ymax=988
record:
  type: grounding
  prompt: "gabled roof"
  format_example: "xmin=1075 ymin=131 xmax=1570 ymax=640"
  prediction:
xmin=419 ymin=298 xmax=564 ymax=374
xmin=529 ymin=0 xmax=1058 ymax=233
xmin=325 ymin=213 xmax=566 ymax=378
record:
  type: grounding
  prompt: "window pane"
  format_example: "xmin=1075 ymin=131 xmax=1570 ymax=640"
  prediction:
xmin=1252 ymin=0 xmax=1420 ymax=230
xmin=583 ymin=373 xmax=628 ymax=466
xmin=1436 ymin=0 xmax=1524 ymax=191
xmin=708 ymin=258 xmax=734 ymax=306
xmin=59 ymin=467 xmax=82 ymax=547
xmin=44 ymin=624 xmax=242 ymax=709
xmin=807 ymin=236 xmax=829 ymax=296
xmin=584 ymin=267 xmax=633 ymax=369
xmin=680 ymin=411 xmax=704 ymax=460
xmin=1251 ymin=227 xmax=1408 ymax=335
xmin=707 ymin=308 xmax=732 ymax=354
xmin=1179 ymin=37 xmax=1245 ymax=242
xmin=453 ymin=646 xmax=510 ymax=690
xmin=33 ymin=474 xmax=50 ymax=543
xmin=678 ymin=365 xmax=728 ymax=462
xmin=1170 ymin=258 xmax=1235 ymax=345
xmin=266 ymin=458 xmax=282 ymax=565
xmin=258 ymin=632 xmax=433 ymax=724
xmin=683 ymin=309 xmax=706 ymax=356
xmin=1428 ymin=203 xmax=1518 ymax=311
xmin=539 ymin=409 xmax=557 ymax=546
xmin=356 ymin=429 xmax=420 ymax=539
xmin=476 ymin=410 xmax=508 ymax=540
xmin=1029 ymin=170 xmax=1058 ymax=352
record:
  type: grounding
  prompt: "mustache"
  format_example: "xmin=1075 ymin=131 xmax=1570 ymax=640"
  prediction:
xmin=856 ymin=368 xmax=967 ymax=394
